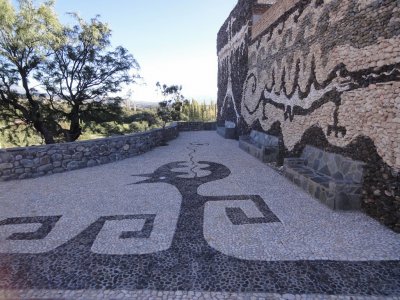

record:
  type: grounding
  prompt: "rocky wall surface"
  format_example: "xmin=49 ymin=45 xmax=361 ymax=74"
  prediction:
xmin=218 ymin=0 xmax=400 ymax=231
xmin=217 ymin=0 xmax=257 ymax=135
xmin=0 ymin=124 xmax=179 ymax=181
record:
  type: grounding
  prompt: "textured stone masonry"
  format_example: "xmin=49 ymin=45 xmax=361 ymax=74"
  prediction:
xmin=0 ymin=124 xmax=179 ymax=181
xmin=252 ymin=0 xmax=300 ymax=39
xmin=1 ymin=289 xmax=399 ymax=300
xmin=217 ymin=0 xmax=400 ymax=231
xmin=0 ymin=132 xmax=399 ymax=297
xmin=177 ymin=121 xmax=217 ymax=132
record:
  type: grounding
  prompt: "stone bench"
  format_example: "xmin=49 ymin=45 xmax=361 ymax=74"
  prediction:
xmin=283 ymin=145 xmax=365 ymax=210
xmin=217 ymin=121 xmax=237 ymax=139
xmin=239 ymin=130 xmax=279 ymax=163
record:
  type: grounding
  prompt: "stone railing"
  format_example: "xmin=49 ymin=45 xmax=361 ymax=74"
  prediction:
xmin=0 ymin=124 xmax=179 ymax=181
xmin=177 ymin=121 xmax=217 ymax=131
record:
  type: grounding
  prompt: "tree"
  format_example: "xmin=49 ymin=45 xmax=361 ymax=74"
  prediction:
xmin=181 ymin=99 xmax=217 ymax=122
xmin=156 ymin=82 xmax=188 ymax=128
xmin=0 ymin=0 xmax=63 ymax=144
xmin=0 ymin=1 xmax=139 ymax=144
xmin=35 ymin=14 xmax=139 ymax=142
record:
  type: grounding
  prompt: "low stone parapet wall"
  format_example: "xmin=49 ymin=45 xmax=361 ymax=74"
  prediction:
xmin=177 ymin=122 xmax=217 ymax=131
xmin=0 ymin=124 xmax=179 ymax=181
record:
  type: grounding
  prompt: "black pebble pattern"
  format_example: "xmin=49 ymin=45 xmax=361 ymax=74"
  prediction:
xmin=0 ymin=161 xmax=399 ymax=296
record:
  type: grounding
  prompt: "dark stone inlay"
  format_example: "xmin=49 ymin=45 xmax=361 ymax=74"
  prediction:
xmin=99 ymin=215 xmax=157 ymax=239
xmin=0 ymin=216 xmax=62 ymax=240
xmin=244 ymin=62 xmax=400 ymax=124
xmin=225 ymin=195 xmax=280 ymax=225
xmin=0 ymin=161 xmax=399 ymax=295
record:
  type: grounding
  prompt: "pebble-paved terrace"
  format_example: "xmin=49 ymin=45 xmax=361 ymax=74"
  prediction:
xmin=0 ymin=131 xmax=399 ymax=300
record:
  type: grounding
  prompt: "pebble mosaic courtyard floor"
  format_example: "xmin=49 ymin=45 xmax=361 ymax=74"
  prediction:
xmin=0 ymin=132 xmax=399 ymax=300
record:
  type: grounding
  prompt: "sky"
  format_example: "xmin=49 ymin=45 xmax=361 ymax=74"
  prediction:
xmin=51 ymin=0 xmax=237 ymax=103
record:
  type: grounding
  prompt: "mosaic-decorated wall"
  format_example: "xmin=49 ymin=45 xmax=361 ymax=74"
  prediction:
xmin=218 ymin=0 xmax=256 ymax=132
xmin=217 ymin=0 xmax=400 ymax=231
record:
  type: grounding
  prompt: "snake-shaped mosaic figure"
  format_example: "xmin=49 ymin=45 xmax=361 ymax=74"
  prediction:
xmin=0 ymin=161 xmax=399 ymax=294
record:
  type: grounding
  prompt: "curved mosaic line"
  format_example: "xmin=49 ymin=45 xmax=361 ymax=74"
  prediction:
xmin=217 ymin=0 xmax=400 ymax=235
xmin=0 ymin=160 xmax=399 ymax=295
xmin=243 ymin=62 xmax=400 ymax=122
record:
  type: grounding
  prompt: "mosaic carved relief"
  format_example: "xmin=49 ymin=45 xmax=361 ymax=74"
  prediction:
xmin=241 ymin=0 xmax=400 ymax=170
xmin=217 ymin=0 xmax=255 ymax=130
xmin=218 ymin=17 xmax=249 ymax=123
xmin=217 ymin=0 xmax=399 ymax=231
xmin=1 ymin=156 xmax=400 ymax=293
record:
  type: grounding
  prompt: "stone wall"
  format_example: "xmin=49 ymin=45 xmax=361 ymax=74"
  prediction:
xmin=177 ymin=122 xmax=217 ymax=131
xmin=218 ymin=0 xmax=400 ymax=232
xmin=0 ymin=124 xmax=179 ymax=181
xmin=217 ymin=0 xmax=257 ymax=135
xmin=252 ymin=0 xmax=299 ymax=39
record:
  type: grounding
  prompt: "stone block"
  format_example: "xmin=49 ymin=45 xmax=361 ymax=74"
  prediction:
xmin=0 ymin=163 xmax=13 ymax=170
xmin=1 ymin=169 xmax=11 ymax=176
xmin=15 ymin=168 xmax=25 ymax=174
xmin=217 ymin=126 xmax=237 ymax=139
xmin=66 ymin=161 xmax=86 ymax=170
xmin=32 ymin=172 xmax=45 ymax=178
xmin=334 ymin=192 xmax=362 ymax=211
xmin=37 ymin=152 xmax=47 ymax=157
xmin=99 ymin=157 xmax=110 ymax=164
xmin=283 ymin=146 xmax=365 ymax=211
xmin=39 ymin=156 xmax=51 ymax=165
xmin=52 ymin=168 xmax=65 ymax=174
xmin=1 ymin=174 xmax=18 ymax=181
xmin=37 ymin=164 xmax=53 ymax=173
xmin=239 ymin=131 xmax=279 ymax=163
xmin=52 ymin=161 xmax=62 ymax=168
xmin=0 ymin=152 xmax=13 ymax=163
xmin=87 ymin=160 xmax=98 ymax=167
xmin=72 ymin=152 xmax=83 ymax=160
xmin=51 ymin=153 xmax=63 ymax=161
xmin=18 ymin=173 xmax=32 ymax=180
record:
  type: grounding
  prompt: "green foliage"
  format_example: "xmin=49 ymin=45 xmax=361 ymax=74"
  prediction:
xmin=123 ymin=110 xmax=158 ymax=127
xmin=0 ymin=1 xmax=139 ymax=145
xmin=0 ymin=0 xmax=217 ymax=148
xmin=0 ymin=0 xmax=62 ymax=61
xmin=0 ymin=0 xmax=15 ymax=29
xmin=0 ymin=0 xmax=64 ymax=144
xmin=0 ymin=119 xmax=43 ymax=147
xmin=0 ymin=107 xmax=161 ymax=147
xmin=35 ymin=14 xmax=139 ymax=142
xmin=182 ymin=99 xmax=217 ymax=122
xmin=156 ymin=82 xmax=189 ymax=128
xmin=155 ymin=82 xmax=217 ymax=126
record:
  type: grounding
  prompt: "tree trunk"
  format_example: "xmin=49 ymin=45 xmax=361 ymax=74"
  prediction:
xmin=66 ymin=104 xmax=82 ymax=142
xmin=32 ymin=121 xmax=55 ymax=144
xmin=19 ymin=69 xmax=56 ymax=144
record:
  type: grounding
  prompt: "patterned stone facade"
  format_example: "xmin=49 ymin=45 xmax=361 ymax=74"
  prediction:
xmin=217 ymin=0 xmax=400 ymax=231
xmin=217 ymin=0 xmax=255 ymax=134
